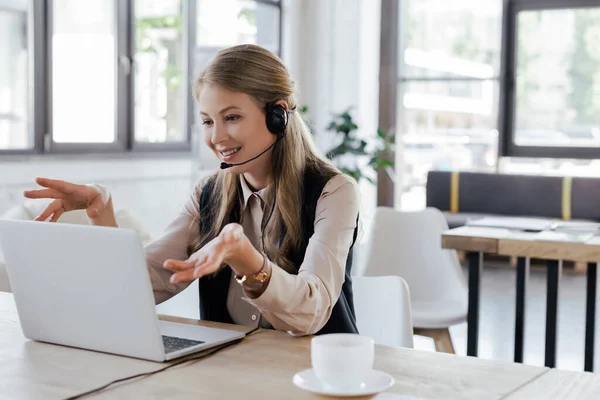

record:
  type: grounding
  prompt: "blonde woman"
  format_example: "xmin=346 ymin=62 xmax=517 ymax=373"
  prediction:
xmin=24 ymin=44 xmax=360 ymax=336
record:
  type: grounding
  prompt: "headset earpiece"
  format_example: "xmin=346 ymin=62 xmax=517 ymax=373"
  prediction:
xmin=265 ymin=101 xmax=288 ymax=137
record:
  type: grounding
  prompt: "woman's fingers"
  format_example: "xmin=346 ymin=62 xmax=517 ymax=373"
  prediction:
xmin=167 ymin=231 xmax=235 ymax=284
xmin=34 ymin=177 xmax=77 ymax=193
xmin=23 ymin=188 xmax=65 ymax=200
xmin=163 ymin=259 xmax=196 ymax=271
xmin=48 ymin=208 xmax=65 ymax=223
xmin=24 ymin=178 xmax=79 ymax=200
xmin=34 ymin=200 xmax=64 ymax=222
xmin=190 ymin=255 xmax=222 ymax=279
xmin=166 ymin=255 xmax=221 ymax=283
xmin=170 ymin=270 xmax=196 ymax=284
xmin=170 ymin=264 xmax=213 ymax=283
xmin=192 ymin=264 xmax=214 ymax=279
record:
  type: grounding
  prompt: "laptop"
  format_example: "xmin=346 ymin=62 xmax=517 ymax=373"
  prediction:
xmin=0 ymin=219 xmax=245 ymax=362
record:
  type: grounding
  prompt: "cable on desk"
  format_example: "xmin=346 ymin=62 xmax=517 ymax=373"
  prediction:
xmin=64 ymin=326 xmax=261 ymax=400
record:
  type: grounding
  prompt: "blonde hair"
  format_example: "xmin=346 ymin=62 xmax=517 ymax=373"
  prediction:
xmin=191 ymin=44 xmax=340 ymax=273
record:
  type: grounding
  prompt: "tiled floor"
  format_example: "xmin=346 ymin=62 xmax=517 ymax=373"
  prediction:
xmin=414 ymin=262 xmax=599 ymax=372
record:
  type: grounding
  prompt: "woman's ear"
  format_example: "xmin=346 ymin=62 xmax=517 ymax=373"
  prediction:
xmin=273 ymin=99 xmax=289 ymax=111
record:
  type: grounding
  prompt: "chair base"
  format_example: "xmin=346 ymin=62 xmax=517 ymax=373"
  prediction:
xmin=414 ymin=327 xmax=455 ymax=354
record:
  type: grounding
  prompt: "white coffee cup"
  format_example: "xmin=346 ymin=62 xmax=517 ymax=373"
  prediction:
xmin=311 ymin=333 xmax=375 ymax=389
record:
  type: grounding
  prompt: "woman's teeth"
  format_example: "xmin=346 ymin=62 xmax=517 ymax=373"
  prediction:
xmin=222 ymin=148 xmax=240 ymax=156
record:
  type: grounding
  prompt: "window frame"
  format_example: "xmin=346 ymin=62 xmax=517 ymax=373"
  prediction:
xmin=0 ymin=0 xmax=283 ymax=156
xmin=255 ymin=0 xmax=283 ymax=56
xmin=499 ymin=0 xmax=600 ymax=159
xmin=130 ymin=0 xmax=196 ymax=153
xmin=0 ymin=0 xmax=39 ymax=156
xmin=46 ymin=0 xmax=128 ymax=154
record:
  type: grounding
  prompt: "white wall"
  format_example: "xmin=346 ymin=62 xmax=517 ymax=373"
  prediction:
xmin=0 ymin=155 xmax=198 ymax=238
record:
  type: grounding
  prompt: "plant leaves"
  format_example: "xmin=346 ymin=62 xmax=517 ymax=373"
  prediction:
xmin=323 ymin=107 xmax=397 ymax=185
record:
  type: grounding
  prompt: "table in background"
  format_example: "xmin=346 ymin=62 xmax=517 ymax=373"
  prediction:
xmin=442 ymin=225 xmax=600 ymax=371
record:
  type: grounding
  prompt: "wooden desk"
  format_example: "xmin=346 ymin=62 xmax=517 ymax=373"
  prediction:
xmin=0 ymin=292 xmax=550 ymax=399
xmin=505 ymin=368 xmax=600 ymax=400
xmin=442 ymin=226 xmax=600 ymax=371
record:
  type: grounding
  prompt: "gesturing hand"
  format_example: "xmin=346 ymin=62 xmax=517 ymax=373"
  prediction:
xmin=23 ymin=177 xmax=110 ymax=222
xmin=163 ymin=223 xmax=245 ymax=284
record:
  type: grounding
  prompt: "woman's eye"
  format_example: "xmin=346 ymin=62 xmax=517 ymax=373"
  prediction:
xmin=202 ymin=120 xmax=213 ymax=126
xmin=225 ymin=115 xmax=240 ymax=122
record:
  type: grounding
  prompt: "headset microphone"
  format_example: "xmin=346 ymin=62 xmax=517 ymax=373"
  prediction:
xmin=219 ymin=139 xmax=279 ymax=170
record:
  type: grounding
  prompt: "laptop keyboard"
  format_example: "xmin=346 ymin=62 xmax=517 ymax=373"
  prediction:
xmin=162 ymin=335 xmax=205 ymax=354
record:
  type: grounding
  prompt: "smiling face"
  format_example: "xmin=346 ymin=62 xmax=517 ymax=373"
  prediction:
xmin=198 ymin=84 xmax=277 ymax=181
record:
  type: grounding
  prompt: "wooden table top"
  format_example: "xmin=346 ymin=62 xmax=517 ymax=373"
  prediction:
xmin=504 ymin=368 xmax=600 ymax=400
xmin=442 ymin=226 xmax=600 ymax=262
xmin=0 ymin=292 xmax=551 ymax=400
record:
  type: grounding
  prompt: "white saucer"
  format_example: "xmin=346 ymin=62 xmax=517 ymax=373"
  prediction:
xmin=292 ymin=368 xmax=395 ymax=397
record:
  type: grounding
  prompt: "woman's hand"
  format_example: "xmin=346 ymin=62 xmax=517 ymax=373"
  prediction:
xmin=164 ymin=223 xmax=261 ymax=284
xmin=23 ymin=177 xmax=113 ymax=223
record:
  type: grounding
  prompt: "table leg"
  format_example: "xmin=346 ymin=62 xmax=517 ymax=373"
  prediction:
xmin=585 ymin=262 xmax=597 ymax=372
xmin=545 ymin=260 xmax=561 ymax=368
xmin=514 ymin=257 xmax=529 ymax=363
xmin=467 ymin=252 xmax=483 ymax=357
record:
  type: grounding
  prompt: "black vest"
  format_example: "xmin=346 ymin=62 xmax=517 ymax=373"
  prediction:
xmin=197 ymin=168 xmax=359 ymax=335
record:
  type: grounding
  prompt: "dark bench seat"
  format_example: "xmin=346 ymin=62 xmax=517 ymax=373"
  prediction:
xmin=426 ymin=170 xmax=600 ymax=228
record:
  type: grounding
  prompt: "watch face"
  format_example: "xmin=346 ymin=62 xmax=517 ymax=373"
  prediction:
xmin=235 ymin=271 xmax=267 ymax=285
xmin=255 ymin=271 xmax=269 ymax=282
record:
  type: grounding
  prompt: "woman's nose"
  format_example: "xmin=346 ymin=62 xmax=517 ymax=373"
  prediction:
xmin=211 ymin=122 xmax=227 ymax=144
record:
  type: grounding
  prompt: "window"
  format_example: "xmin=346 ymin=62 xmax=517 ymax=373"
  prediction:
xmin=395 ymin=0 xmax=600 ymax=208
xmin=0 ymin=0 xmax=282 ymax=156
xmin=0 ymin=2 xmax=29 ymax=151
xmin=51 ymin=0 xmax=117 ymax=146
xmin=398 ymin=0 xmax=502 ymax=210
xmin=134 ymin=0 xmax=186 ymax=145
xmin=196 ymin=0 xmax=281 ymax=54
xmin=501 ymin=0 xmax=600 ymax=159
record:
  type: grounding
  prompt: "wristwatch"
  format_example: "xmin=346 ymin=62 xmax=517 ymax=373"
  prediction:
xmin=234 ymin=269 xmax=270 ymax=285
xmin=234 ymin=253 xmax=270 ymax=289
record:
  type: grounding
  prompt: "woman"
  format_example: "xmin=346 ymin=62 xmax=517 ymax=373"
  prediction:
xmin=24 ymin=44 xmax=360 ymax=336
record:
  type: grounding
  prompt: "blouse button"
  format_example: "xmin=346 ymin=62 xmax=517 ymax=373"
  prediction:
xmin=251 ymin=314 xmax=257 ymax=321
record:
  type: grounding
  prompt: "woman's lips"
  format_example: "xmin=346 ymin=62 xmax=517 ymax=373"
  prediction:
xmin=220 ymin=147 xmax=241 ymax=161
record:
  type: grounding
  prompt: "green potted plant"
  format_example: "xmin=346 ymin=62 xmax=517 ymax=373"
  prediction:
xmin=323 ymin=108 xmax=395 ymax=184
